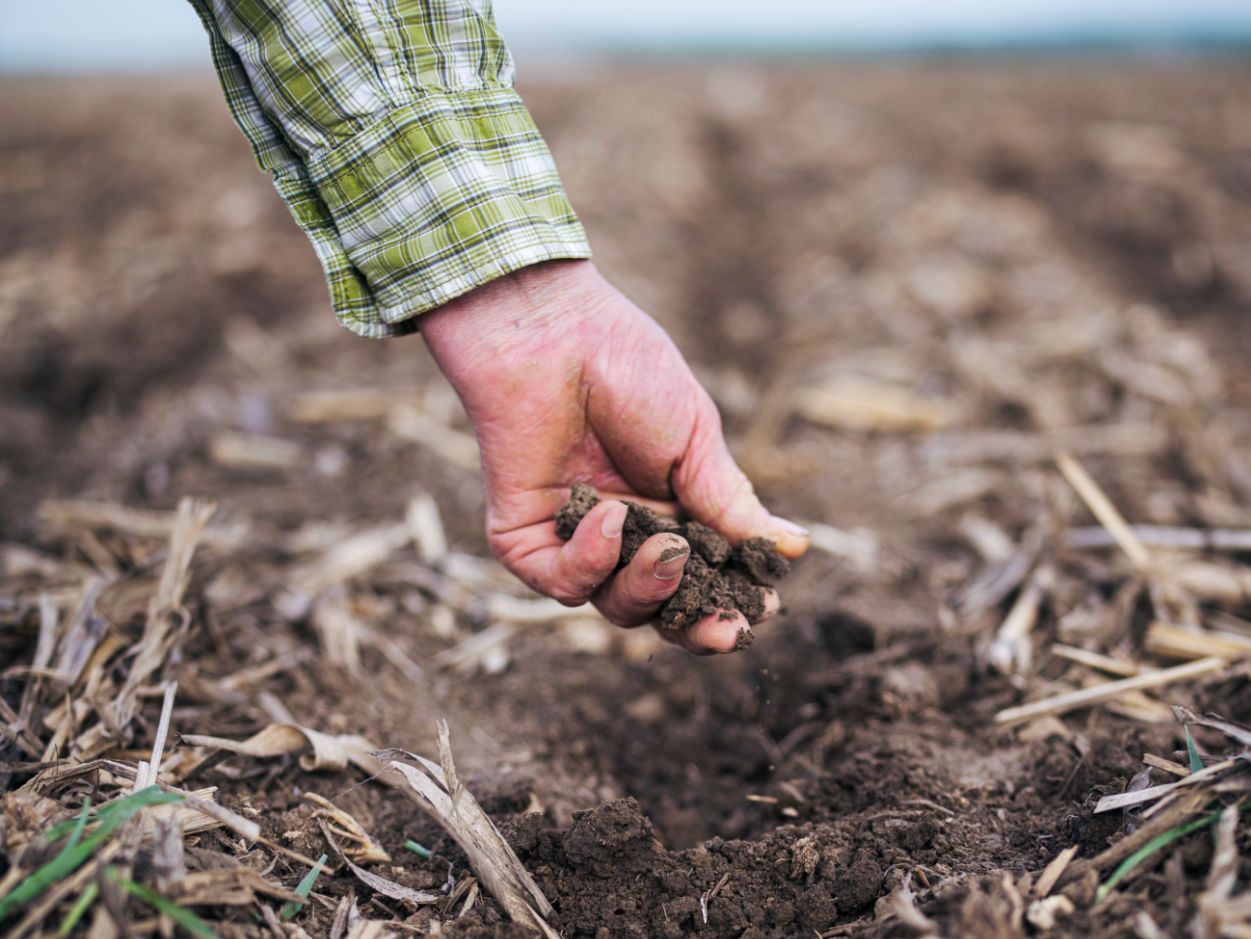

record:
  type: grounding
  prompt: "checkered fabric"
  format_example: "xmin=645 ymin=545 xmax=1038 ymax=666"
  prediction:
xmin=188 ymin=0 xmax=591 ymax=337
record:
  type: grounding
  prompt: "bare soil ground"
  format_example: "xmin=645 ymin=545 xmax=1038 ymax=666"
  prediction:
xmin=2 ymin=62 xmax=1251 ymax=938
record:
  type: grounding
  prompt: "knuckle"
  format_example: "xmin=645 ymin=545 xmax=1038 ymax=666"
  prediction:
xmin=637 ymin=581 xmax=674 ymax=606
xmin=619 ymin=571 xmax=665 ymax=608
xmin=553 ymin=557 xmax=613 ymax=604
xmin=551 ymin=584 xmax=591 ymax=606
xmin=593 ymin=596 xmax=641 ymax=628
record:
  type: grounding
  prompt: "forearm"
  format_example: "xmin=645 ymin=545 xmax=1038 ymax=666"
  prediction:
xmin=188 ymin=0 xmax=590 ymax=338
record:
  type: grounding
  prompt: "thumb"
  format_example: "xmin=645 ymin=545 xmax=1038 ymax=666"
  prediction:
xmin=673 ymin=406 xmax=810 ymax=559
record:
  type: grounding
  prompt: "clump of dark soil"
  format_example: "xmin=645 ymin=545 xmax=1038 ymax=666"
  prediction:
xmin=555 ymin=483 xmax=790 ymax=629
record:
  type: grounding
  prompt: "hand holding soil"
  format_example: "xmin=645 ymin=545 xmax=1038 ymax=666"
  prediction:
xmin=420 ymin=259 xmax=808 ymax=653
xmin=557 ymin=483 xmax=791 ymax=644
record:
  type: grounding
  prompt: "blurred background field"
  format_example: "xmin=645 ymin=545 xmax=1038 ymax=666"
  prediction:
xmin=7 ymin=0 xmax=1251 ymax=68
xmin=3 ymin=4 xmax=1251 ymax=937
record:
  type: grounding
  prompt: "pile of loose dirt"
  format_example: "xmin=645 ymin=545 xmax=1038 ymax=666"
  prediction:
xmin=556 ymin=483 xmax=789 ymax=631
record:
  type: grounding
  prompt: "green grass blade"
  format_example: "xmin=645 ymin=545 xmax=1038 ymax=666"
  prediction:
xmin=89 ymin=787 xmax=181 ymax=824
xmin=42 ymin=807 xmax=99 ymax=845
xmin=0 ymin=787 xmax=183 ymax=921
xmin=43 ymin=786 xmax=177 ymax=843
xmin=57 ymin=881 xmax=99 ymax=938
xmin=1185 ymin=726 xmax=1204 ymax=774
xmin=64 ymin=797 xmax=92 ymax=854
xmin=280 ymin=854 xmax=327 ymax=920
xmin=403 ymin=840 xmax=433 ymax=859
xmin=1094 ymin=802 xmax=1251 ymax=903
xmin=111 ymin=871 xmax=219 ymax=939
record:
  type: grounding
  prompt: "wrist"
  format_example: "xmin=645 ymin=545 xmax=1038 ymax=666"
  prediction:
xmin=418 ymin=259 xmax=609 ymax=368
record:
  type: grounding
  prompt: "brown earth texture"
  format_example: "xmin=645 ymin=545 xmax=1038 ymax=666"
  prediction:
xmin=2 ymin=61 xmax=1251 ymax=938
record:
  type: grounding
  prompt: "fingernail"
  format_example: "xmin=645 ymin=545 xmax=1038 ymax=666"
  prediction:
xmin=653 ymin=546 xmax=689 ymax=580
xmin=772 ymin=516 xmax=810 ymax=539
xmin=601 ymin=503 xmax=628 ymax=539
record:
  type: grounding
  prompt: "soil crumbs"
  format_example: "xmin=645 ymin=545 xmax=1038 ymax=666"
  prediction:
xmin=3 ymin=64 xmax=1251 ymax=939
xmin=556 ymin=483 xmax=787 ymax=629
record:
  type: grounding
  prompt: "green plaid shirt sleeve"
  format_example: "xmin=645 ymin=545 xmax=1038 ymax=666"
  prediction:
xmin=187 ymin=0 xmax=591 ymax=338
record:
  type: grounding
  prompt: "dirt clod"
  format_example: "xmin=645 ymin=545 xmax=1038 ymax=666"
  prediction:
xmin=555 ymin=483 xmax=602 ymax=540
xmin=556 ymin=484 xmax=790 ymax=630
xmin=830 ymin=848 xmax=884 ymax=914
xmin=562 ymin=798 xmax=662 ymax=878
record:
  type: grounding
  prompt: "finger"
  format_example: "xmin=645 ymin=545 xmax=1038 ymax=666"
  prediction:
xmin=673 ymin=407 xmax=810 ymax=559
xmin=659 ymin=609 xmax=755 ymax=655
xmin=593 ymin=533 xmax=690 ymax=627
xmin=527 ymin=500 xmax=628 ymax=605
xmin=751 ymin=588 xmax=781 ymax=626
xmin=654 ymin=590 xmax=779 ymax=653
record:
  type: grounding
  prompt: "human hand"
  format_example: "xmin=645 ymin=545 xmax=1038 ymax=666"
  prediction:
xmin=419 ymin=260 xmax=809 ymax=653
